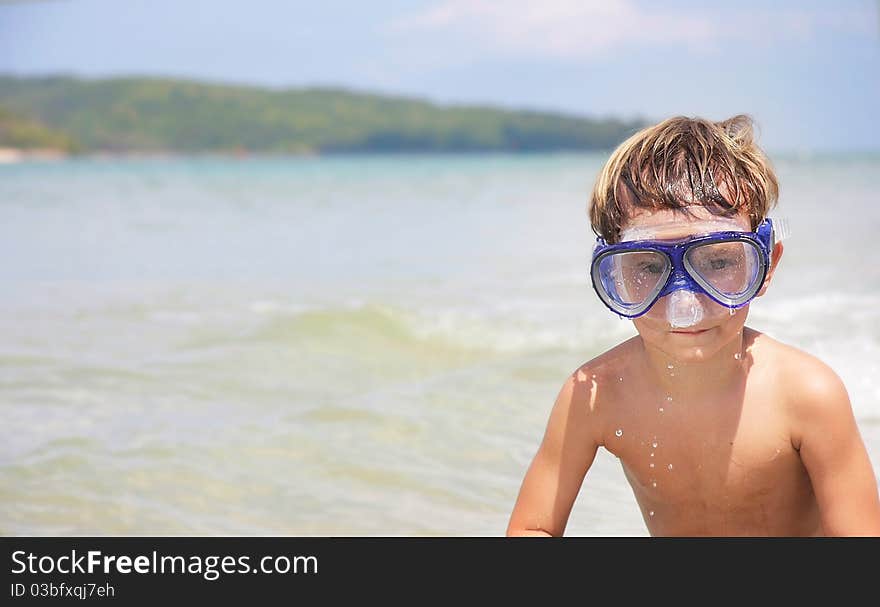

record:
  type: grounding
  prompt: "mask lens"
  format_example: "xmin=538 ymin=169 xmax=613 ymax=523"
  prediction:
xmin=685 ymin=240 xmax=761 ymax=300
xmin=595 ymin=250 xmax=669 ymax=312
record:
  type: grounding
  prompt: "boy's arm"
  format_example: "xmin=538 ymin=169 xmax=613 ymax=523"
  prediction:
xmin=791 ymin=362 xmax=880 ymax=536
xmin=506 ymin=369 xmax=601 ymax=537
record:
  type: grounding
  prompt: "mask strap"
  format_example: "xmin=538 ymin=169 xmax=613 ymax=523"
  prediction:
xmin=770 ymin=216 xmax=791 ymax=243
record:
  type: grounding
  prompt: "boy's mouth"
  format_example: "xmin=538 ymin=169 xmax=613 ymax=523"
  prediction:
xmin=669 ymin=327 xmax=711 ymax=335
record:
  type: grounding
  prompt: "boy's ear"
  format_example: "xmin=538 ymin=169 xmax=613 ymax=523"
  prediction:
xmin=757 ymin=242 xmax=784 ymax=297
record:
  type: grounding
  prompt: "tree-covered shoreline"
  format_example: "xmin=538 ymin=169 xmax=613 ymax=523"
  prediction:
xmin=0 ymin=75 xmax=644 ymax=154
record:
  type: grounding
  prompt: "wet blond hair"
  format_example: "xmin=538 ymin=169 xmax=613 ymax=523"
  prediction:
xmin=588 ymin=115 xmax=778 ymax=243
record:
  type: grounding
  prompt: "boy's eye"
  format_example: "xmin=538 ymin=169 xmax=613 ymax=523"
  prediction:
xmin=639 ymin=262 xmax=665 ymax=274
xmin=688 ymin=243 xmax=745 ymax=273
xmin=708 ymin=257 xmax=730 ymax=271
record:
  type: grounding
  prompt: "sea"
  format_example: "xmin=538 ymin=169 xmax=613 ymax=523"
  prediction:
xmin=1 ymin=152 xmax=878 ymax=536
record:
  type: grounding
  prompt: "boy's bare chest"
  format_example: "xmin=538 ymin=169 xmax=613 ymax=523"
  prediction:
xmin=601 ymin=393 xmax=817 ymax=534
xmin=602 ymin=385 xmax=784 ymax=457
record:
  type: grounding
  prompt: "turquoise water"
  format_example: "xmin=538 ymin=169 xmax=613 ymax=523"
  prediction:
xmin=1 ymin=153 xmax=878 ymax=535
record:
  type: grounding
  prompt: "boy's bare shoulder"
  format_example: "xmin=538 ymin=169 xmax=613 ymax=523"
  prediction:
xmin=571 ymin=335 xmax=642 ymax=384
xmin=747 ymin=328 xmax=844 ymax=389
xmin=561 ymin=336 xmax=642 ymax=423
xmin=746 ymin=328 xmax=851 ymax=437
xmin=541 ymin=341 xmax=640 ymax=451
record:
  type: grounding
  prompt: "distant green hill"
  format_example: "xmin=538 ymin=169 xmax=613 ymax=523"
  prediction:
xmin=0 ymin=75 xmax=644 ymax=154
xmin=0 ymin=106 xmax=76 ymax=152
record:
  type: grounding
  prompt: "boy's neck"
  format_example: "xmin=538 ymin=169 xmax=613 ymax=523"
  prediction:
xmin=637 ymin=330 xmax=749 ymax=399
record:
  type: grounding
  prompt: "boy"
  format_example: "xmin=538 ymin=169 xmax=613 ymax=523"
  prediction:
xmin=506 ymin=115 xmax=880 ymax=536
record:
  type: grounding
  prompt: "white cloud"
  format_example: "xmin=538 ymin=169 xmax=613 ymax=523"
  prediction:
xmin=387 ymin=0 xmax=876 ymax=60
xmin=389 ymin=0 xmax=713 ymax=59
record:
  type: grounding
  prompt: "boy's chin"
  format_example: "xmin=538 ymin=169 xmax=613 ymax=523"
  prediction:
xmin=653 ymin=336 xmax=725 ymax=363
xmin=633 ymin=319 xmax=745 ymax=363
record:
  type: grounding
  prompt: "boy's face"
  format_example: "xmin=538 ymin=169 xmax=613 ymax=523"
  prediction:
xmin=621 ymin=206 xmax=755 ymax=363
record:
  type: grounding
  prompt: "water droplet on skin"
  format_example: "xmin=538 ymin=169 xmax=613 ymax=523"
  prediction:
xmin=734 ymin=352 xmax=742 ymax=360
xmin=666 ymin=396 xmax=673 ymax=402
xmin=659 ymin=407 xmax=664 ymax=413
xmin=729 ymin=308 xmax=736 ymax=316
xmin=667 ymin=464 xmax=674 ymax=471
xmin=615 ymin=429 xmax=623 ymax=437
xmin=652 ymin=441 xmax=658 ymax=449
xmin=649 ymin=511 xmax=655 ymax=517
xmin=652 ymin=481 xmax=657 ymax=488
xmin=650 ymin=453 xmax=655 ymax=457
xmin=667 ymin=364 xmax=674 ymax=369
xmin=618 ymin=376 xmax=623 ymax=382
xmin=649 ymin=463 xmax=654 ymax=468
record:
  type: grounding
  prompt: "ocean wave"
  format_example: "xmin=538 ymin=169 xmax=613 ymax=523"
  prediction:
xmin=232 ymin=298 xmax=630 ymax=357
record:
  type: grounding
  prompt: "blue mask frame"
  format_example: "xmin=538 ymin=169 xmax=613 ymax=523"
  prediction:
xmin=590 ymin=218 xmax=776 ymax=318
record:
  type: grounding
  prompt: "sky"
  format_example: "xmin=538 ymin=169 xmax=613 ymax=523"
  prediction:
xmin=1 ymin=0 xmax=878 ymax=152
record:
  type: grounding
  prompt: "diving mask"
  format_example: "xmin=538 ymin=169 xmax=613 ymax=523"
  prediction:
xmin=590 ymin=216 xmax=789 ymax=327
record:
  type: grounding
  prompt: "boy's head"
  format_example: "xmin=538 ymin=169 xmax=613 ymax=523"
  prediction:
xmin=588 ymin=115 xmax=778 ymax=244
xmin=587 ymin=116 xmax=786 ymax=360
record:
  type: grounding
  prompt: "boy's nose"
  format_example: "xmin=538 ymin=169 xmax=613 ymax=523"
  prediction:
xmin=666 ymin=288 xmax=704 ymax=328
xmin=663 ymin=269 xmax=695 ymax=294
